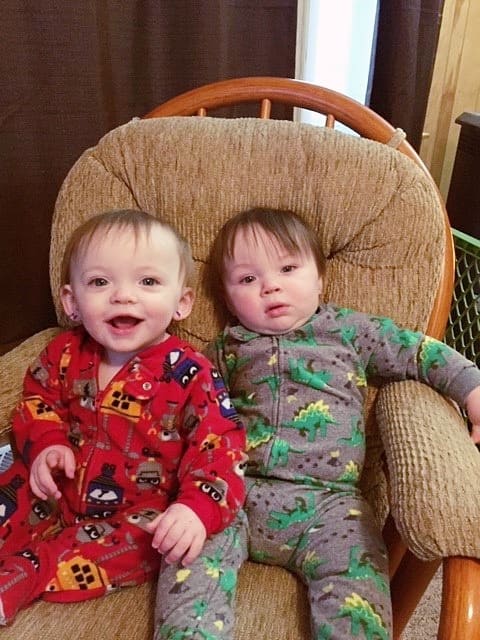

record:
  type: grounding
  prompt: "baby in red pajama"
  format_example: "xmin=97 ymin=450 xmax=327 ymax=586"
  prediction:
xmin=0 ymin=209 xmax=247 ymax=631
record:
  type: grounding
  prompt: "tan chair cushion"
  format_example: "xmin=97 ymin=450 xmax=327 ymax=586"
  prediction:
xmin=0 ymin=562 xmax=309 ymax=640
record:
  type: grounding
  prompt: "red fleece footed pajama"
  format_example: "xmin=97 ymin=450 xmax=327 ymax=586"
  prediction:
xmin=0 ymin=328 xmax=246 ymax=625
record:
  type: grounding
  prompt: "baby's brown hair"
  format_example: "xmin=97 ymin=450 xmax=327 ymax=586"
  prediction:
xmin=61 ymin=209 xmax=194 ymax=287
xmin=209 ymin=207 xmax=326 ymax=300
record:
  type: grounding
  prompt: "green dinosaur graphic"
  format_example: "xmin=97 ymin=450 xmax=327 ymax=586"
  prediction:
xmin=157 ymin=625 xmax=220 ymax=640
xmin=365 ymin=353 xmax=379 ymax=377
xmin=346 ymin=362 xmax=368 ymax=389
xmin=337 ymin=460 xmax=360 ymax=484
xmin=250 ymin=549 xmax=274 ymax=562
xmin=316 ymin=623 xmax=334 ymax=639
xmin=281 ymin=530 xmax=311 ymax=553
xmin=199 ymin=632 xmax=221 ymax=640
xmin=392 ymin=328 xmax=422 ymax=350
xmin=213 ymin=334 xmax=226 ymax=351
xmin=335 ymin=307 xmax=355 ymax=320
xmin=232 ymin=389 xmax=257 ymax=410
xmin=268 ymin=438 xmax=305 ymax=469
xmin=283 ymin=400 xmax=337 ymax=442
xmin=224 ymin=351 xmax=250 ymax=377
xmin=219 ymin=567 xmax=237 ymax=604
xmin=330 ymin=325 xmax=358 ymax=348
xmin=281 ymin=322 xmax=319 ymax=347
xmin=203 ymin=549 xmax=224 ymax=578
xmin=223 ymin=524 xmax=241 ymax=548
xmin=342 ymin=546 xmax=388 ymax=593
xmin=371 ymin=316 xmax=398 ymax=337
xmin=267 ymin=494 xmax=316 ymax=530
xmin=293 ymin=475 xmax=345 ymax=493
xmin=419 ymin=336 xmax=450 ymax=377
xmin=253 ymin=373 xmax=280 ymax=400
xmin=335 ymin=592 xmax=389 ymax=640
xmin=371 ymin=317 xmax=421 ymax=351
xmin=157 ymin=625 xmax=192 ymax=640
xmin=289 ymin=357 xmax=332 ymax=390
xmin=203 ymin=551 xmax=237 ymax=604
xmin=301 ymin=549 xmax=326 ymax=579
xmin=337 ymin=416 xmax=365 ymax=447
xmin=246 ymin=418 xmax=276 ymax=450
xmin=237 ymin=328 xmax=260 ymax=342
xmin=193 ymin=599 xmax=208 ymax=618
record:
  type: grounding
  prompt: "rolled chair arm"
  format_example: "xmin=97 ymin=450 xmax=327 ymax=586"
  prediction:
xmin=376 ymin=380 xmax=480 ymax=560
xmin=0 ymin=327 xmax=63 ymax=444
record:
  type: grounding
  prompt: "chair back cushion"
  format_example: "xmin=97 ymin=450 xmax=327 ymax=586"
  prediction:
xmin=51 ymin=116 xmax=445 ymax=348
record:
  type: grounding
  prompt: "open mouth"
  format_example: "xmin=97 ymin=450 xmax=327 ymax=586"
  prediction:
xmin=108 ymin=316 xmax=142 ymax=330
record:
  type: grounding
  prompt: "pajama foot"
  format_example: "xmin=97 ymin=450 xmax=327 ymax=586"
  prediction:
xmin=0 ymin=556 xmax=39 ymax=625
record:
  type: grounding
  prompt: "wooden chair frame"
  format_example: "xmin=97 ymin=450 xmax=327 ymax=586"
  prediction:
xmin=144 ymin=76 xmax=479 ymax=639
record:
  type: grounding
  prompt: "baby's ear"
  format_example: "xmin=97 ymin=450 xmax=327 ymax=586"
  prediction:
xmin=174 ymin=287 xmax=195 ymax=321
xmin=60 ymin=284 xmax=79 ymax=320
xmin=317 ymin=276 xmax=324 ymax=296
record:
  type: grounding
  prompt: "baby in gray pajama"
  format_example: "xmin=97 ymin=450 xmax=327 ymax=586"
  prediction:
xmin=203 ymin=207 xmax=480 ymax=640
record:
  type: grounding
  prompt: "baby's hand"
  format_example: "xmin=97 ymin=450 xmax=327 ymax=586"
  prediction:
xmin=146 ymin=503 xmax=207 ymax=566
xmin=30 ymin=445 xmax=76 ymax=500
xmin=465 ymin=386 xmax=480 ymax=444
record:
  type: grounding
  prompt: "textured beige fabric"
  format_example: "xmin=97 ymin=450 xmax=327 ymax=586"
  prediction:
xmin=0 ymin=562 xmax=309 ymax=639
xmin=377 ymin=381 xmax=480 ymax=560
xmin=1 ymin=116 xmax=478 ymax=637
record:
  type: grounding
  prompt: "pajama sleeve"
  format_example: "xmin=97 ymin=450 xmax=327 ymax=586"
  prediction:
xmin=349 ymin=312 xmax=480 ymax=406
xmin=12 ymin=332 xmax=74 ymax=466
xmin=173 ymin=350 xmax=247 ymax=536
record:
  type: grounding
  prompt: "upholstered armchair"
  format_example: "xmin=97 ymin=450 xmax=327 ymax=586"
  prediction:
xmin=1 ymin=78 xmax=479 ymax=639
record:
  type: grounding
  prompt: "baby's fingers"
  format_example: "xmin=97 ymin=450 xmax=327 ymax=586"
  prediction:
xmin=62 ymin=449 xmax=76 ymax=479
xmin=46 ymin=450 xmax=61 ymax=470
xmin=29 ymin=474 xmax=48 ymax=500
xmin=180 ymin=535 xmax=204 ymax=566
xmin=163 ymin=535 xmax=192 ymax=565
xmin=30 ymin=469 xmax=60 ymax=500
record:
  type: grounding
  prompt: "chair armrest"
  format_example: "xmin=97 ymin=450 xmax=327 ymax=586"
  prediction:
xmin=376 ymin=380 xmax=480 ymax=561
xmin=0 ymin=327 xmax=63 ymax=445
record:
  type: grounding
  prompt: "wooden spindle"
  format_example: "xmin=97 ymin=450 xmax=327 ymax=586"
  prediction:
xmin=260 ymin=98 xmax=272 ymax=119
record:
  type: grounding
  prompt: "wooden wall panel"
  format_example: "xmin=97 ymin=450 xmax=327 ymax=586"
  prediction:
xmin=420 ymin=0 xmax=480 ymax=199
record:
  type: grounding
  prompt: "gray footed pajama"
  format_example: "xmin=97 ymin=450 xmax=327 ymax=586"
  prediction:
xmin=155 ymin=511 xmax=248 ymax=640
xmin=156 ymin=304 xmax=480 ymax=639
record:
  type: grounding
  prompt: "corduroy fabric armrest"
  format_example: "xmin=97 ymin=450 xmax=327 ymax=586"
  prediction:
xmin=376 ymin=380 xmax=480 ymax=561
xmin=0 ymin=327 xmax=63 ymax=444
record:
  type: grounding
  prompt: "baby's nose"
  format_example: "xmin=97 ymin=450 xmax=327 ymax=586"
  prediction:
xmin=261 ymin=280 xmax=281 ymax=295
xmin=111 ymin=285 xmax=137 ymax=304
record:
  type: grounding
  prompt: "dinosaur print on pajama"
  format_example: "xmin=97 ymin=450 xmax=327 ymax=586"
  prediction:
xmin=203 ymin=304 xmax=480 ymax=639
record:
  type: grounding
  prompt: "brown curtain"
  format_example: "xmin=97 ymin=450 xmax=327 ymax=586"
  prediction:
xmin=368 ymin=0 xmax=444 ymax=151
xmin=0 ymin=1 xmax=297 ymax=353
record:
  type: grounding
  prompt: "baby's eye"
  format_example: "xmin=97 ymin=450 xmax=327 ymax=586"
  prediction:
xmin=141 ymin=277 xmax=159 ymax=286
xmin=88 ymin=277 xmax=108 ymax=287
xmin=281 ymin=265 xmax=296 ymax=273
xmin=240 ymin=275 xmax=256 ymax=284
